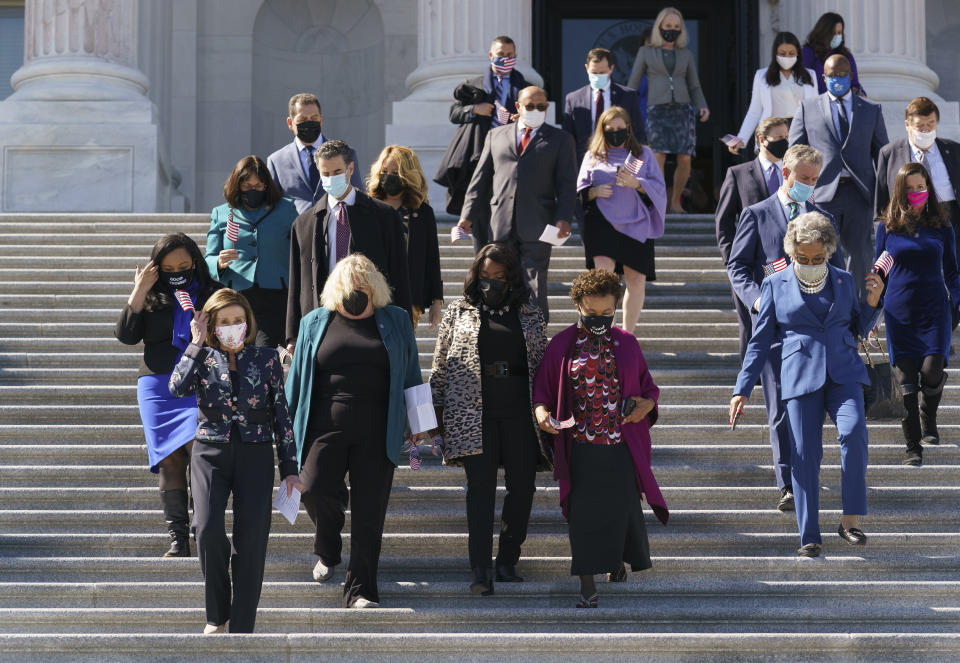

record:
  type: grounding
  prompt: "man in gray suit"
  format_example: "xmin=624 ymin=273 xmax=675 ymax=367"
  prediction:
xmin=789 ymin=54 xmax=888 ymax=299
xmin=267 ymin=93 xmax=363 ymax=214
xmin=457 ymin=86 xmax=577 ymax=322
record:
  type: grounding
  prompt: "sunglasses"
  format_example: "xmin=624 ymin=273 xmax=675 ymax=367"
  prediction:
xmin=521 ymin=103 xmax=549 ymax=112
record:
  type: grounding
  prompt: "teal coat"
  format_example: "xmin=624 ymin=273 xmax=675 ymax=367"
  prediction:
xmin=285 ymin=305 xmax=422 ymax=469
xmin=204 ymin=198 xmax=298 ymax=291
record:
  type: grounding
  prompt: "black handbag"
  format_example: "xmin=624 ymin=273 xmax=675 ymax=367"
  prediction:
xmin=860 ymin=337 xmax=905 ymax=419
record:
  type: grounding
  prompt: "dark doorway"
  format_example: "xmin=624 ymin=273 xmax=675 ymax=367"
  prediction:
xmin=533 ymin=0 xmax=759 ymax=211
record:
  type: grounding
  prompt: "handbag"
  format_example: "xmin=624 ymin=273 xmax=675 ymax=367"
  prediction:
xmin=860 ymin=336 xmax=905 ymax=419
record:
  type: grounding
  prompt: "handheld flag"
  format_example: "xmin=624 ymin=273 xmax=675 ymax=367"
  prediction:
xmin=175 ymin=290 xmax=195 ymax=312
xmin=226 ymin=211 xmax=239 ymax=243
xmin=762 ymin=257 xmax=788 ymax=278
xmin=873 ymin=251 xmax=894 ymax=277
xmin=622 ymin=152 xmax=643 ymax=176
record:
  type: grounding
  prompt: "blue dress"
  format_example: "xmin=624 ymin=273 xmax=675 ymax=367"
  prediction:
xmin=875 ymin=223 xmax=960 ymax=364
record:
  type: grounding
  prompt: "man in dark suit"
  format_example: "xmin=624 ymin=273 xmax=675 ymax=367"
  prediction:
xmin=727 ymin=145 xmax=843 ymax=512
xmin=267 ymin=93 xmax=364 ymax=214
xmin=285 ymin=140 xmax=410 ymax=349
xmin=562 ymin=48 xmax=645 ymax=164
xmin=457 ymin=86 xmax=577 ymax=322
xmin=789 ymin=54 xmax=888 ymax=299
xmin=876 ymin=97 xmax=960 ymax=253
xmin=716 ymin=117 xmax=790 ymax=358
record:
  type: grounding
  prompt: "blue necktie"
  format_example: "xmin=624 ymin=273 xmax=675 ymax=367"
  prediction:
xmin=767 ymin=166 xmax=779 ymax=196
xmin=836 ymin=99 xmax=849 ymax=143
xmin=305 ymin=145 xmax=320 ymax=196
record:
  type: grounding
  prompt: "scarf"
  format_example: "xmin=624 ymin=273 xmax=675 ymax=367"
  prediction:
xmin=170 ymin=278 xmax=200 ymax=353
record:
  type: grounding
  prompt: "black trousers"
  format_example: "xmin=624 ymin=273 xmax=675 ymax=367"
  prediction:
xmin=509 ymin=237 xmax=553 ymax=323
xmin=242 ymin=285 xmax=287 ymax=349
xmin=461 ymin=414 xmax=539 ymax=569
xmin=300 ymin=403 xmax=394 ymax=607
xmin=191 ymin=437 xmax=274 ymax=633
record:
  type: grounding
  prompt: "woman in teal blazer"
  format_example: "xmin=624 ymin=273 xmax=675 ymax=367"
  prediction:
xmin=205 ymin=155 xmax=298 ymax=347
xmin=285 ymin=254 xmax=424 ymax=608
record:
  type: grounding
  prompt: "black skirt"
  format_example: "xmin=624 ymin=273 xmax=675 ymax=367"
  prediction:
xmin=568 ymin=441 xmax=651 ymax=576
xmin=242 ymin=285 xmax=287 ymax=348
xmin=583 ymin=204 xmax=656 ymax=280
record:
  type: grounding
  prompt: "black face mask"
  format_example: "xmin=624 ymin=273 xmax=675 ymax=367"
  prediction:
xmin=342 ymin=290 xmax=369 ymax=316
xmin=660 ymin=28 xmax=681 ymax=43
xmin=603 ymin=128 xmax=629 ymax=147
xmin=479 ymin=278 xmax=509 ymax=308
xmin=162 ymin=268 xmax=193 ymax=289
xmin=239 ymin=188 xmax=267 ymax=208
xmin=764 ymin=138 xmax=789 ymax=160
xmin=379 ymin=173 xmax=405 ymax=197
xmin=296 ymin=120 xmax=322 ymax=144
xmin=580 ymin=312 xmax=614 ymax=336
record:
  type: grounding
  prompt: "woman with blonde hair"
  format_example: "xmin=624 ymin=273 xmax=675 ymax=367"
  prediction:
xmin=627 ymin=6 xmax=709 ymax=213
xmin=576 ymin=106 xmax=666 ymax=332
xmin=285 ymin=254 xmax=424 ymax=608
xmin=169 ymin=288 xmax=301 ymax=633
xmin=367 ymin=145 xmax=443 ymax=329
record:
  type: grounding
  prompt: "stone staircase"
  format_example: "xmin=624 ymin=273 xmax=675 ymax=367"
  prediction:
xmin=1 ymin=212 xmax=960 ymax=662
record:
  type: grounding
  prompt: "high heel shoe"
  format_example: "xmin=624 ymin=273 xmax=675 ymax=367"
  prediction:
xmin=575 ymin=592 xmax=599 ymax=608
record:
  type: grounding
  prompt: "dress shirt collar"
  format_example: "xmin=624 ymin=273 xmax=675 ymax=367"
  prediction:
xmin=759 ymin=154 xmax=781 ymax=178
xmin=295 ymin=135 xmax=324 ymax=152
xmin=910 ymin=137 xmax=941 ymax=160
xmin=516 ymin=118 xmax=541 ymax=141
xmin=326 ymin=184 xmax=357 ymax=212
xmin=827 ymin=91 xmax=852 ymax=111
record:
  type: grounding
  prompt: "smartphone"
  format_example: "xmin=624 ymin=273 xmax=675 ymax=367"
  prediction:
xmin=730 ymin=408 xmax=743 ymax=431
xmin=622 ymin=398 xmax=637 ymax=418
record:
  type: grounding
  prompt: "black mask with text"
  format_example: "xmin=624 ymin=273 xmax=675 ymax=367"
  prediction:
xmin=580 ymin=312 xmax=614 ymax=336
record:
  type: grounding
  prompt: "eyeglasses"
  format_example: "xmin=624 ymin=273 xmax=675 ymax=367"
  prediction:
xmin=522 ymin=104 xmax=549 ymax=112
xmin=794 ymin=255 xmax=827 ymax=265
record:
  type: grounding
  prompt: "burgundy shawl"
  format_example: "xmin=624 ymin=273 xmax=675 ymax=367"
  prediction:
xmin=532 ymin=324 xmax=669 ymax=525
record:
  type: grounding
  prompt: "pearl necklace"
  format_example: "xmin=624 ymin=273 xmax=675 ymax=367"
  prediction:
xmin=796 ymin=271 xmax=827 ymax=294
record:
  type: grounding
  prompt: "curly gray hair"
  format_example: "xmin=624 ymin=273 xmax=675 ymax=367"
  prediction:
xmin=783 ymin=212 xmax=838 ymax=258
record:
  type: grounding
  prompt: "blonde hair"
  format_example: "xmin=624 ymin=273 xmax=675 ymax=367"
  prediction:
xmin=320 ymin=253 xmax=393 ymax=311
xmin=366 ymin=145 xmax=428 ymax=209
xmin=586 ymin=106 xmax=645 ymax=163
xmin=782 ymin=144 xmax=823 ymax=173
xmin=649 ymin=7 xmax=689 ymax=48
xmin=201 ymin=288 xmax=257 ymax=348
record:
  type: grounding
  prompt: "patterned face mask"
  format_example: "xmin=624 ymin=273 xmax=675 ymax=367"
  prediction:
xmin=215 ymin=322 xmax=246 ymax=351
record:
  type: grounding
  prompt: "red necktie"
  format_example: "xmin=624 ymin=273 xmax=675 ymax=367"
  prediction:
xmin=594 ymin=90 xmax=604 ymax=128
xmin=519 ymin=127 xmax=532 ymax=155
xmin=335 ymin=201 xmax=349 ymax=262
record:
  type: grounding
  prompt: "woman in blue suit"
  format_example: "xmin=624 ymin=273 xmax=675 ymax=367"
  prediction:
xmin=729 ymin=213 xmax=883 ymax=557
xmin=205 ymin=155 xmax=299 ymax=348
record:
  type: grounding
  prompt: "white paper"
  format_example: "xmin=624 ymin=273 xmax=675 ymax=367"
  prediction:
xmin=404 ymin=383 xmax=438 ymax=434
xmin=273 ymin=483 xmax=301 ymax=525
xmin=538 ymin=224 xmax=569 ymax=246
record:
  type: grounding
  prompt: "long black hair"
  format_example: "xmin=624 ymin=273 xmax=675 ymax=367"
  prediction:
xmin=463 ymin=242 xmax=530 ymax=310
xmin=143 ymin=233 xmax=220 ymax=312
xmin=765 ymin=32 xmax=813 ymax=87
xmin=805 ymin=12 xmax=852 ymax=63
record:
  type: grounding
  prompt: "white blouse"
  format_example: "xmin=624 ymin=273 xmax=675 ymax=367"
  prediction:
xmin=770 ymin=73 xmax=806 ymax=118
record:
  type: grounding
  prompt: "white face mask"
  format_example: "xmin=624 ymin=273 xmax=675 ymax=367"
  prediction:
xmin=912 ymin=128 xmax=937 ymax=150
xmin=776 ymin=55 xmax=797 ymax=70
xmin=794 ymin=262 xmax=828 ymax=283
xmin=521 ymin=109 xmax=546 ymax=128
xmin=215 ymin=322 xmax=247 ymax=351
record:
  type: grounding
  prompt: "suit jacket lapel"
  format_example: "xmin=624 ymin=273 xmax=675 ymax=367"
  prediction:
xmin=822 ymin=265 xmax=847 ymax=325
xmin=750 ymin=158 xmax=769 ymax=200
xmin=781 ymin=268 xmax=824 ymax=329
xmin=818 ymin=94 xmax=841 ymax=145
xmin=509 ymin=124 xmax=520 ymax=159
xmin=286 ymin=141 xmax=311 ymax=190
xmin=521 ymin=124 xmax=547 ymax=158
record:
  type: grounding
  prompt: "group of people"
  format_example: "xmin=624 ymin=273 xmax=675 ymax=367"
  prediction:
xmin=110 ymin=4 xmax=960 ymax=634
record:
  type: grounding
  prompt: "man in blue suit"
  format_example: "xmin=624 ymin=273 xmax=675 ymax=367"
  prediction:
xmin=267 ymin=93 xmax=363 ymax=214
xmin=727 ymin=144 xmax=843 ymax=511
xmin=789 ymin=54 xmax=888 ymax=299
xmin=562 ymin=48 xmax=645 ymax=165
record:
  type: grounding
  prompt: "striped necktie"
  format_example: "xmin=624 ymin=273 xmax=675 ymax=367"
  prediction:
xmin=335 ymin=202 xmax=349 ymax=262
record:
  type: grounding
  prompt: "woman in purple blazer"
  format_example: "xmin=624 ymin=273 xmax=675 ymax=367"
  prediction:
xmin=533 ymin=269 xmax=668 ymax=608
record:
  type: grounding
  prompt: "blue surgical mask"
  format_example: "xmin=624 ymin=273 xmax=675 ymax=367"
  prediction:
xmin=787 ymin=179 xmax=815 ymax=204
xmin=588 ymin=73 xmax=609 ymax=90
xmin=830 ymin=34 xmax=843 ymax=49
xmin=825 ymin=75 xmax=851 ymax=97
xmin=321 ymin=172 xmax=349 ymax=199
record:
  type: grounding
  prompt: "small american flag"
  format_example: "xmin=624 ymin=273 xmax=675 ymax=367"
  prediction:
xmin=873 ymin=251 xmax=894 ymax=276
xmin=226 ymin=211 xmax=239 ymax=243
xmin=763 ymin=257 xmax=788 ymax=278
xmin=491 ymin=56 xmax=517 ymax=76
xmin=174 ymin=290 xmax=194 ymax=312
xmin=622 ymin=152 xmax=643 ymax=176
xmin=450 ymin=225 xmax=471 ymax=243
xmin=494 ymin=101 xmax=511 ymax=124
xmin=409 ymin=444 xmax=422 ymax=471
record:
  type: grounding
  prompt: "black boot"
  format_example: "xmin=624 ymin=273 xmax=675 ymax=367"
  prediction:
xmin=470 ymin=567 xmax=494 ymax=596
xmin=919 ymin=373 xmax=947 ymax=446
xmin=901 ymin=388 xmax=923 ymax=466
xmin=160 ymin=489 xmax=190 ymax=557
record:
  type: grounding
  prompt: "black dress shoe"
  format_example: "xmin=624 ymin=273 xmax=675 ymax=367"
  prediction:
xmin=777 ymin=487 xmax=795 ymax=512
xmin=470 ymin=567 xmax=493 ymax=596
xmin=838 ymin=523 xmax=867 ymax=545
xmin=495 ymin=564 xmax=523 ymax=583
xmin=796 ymin=543 xmax=822 ymax=558
xmin=903 ymin=450 xmax=923 ymax=466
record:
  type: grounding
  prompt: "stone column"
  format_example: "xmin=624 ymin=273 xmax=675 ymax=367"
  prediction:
xmin=385 ymin=0 xmax=544 ymax=210
xmin=774 ymin=0 xmax=959 ymax=139
xmin=0 ymin=0 xmax=177 ymax=212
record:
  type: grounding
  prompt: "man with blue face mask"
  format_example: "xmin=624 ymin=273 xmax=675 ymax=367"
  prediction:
xmin=789 ymin=54 xmax=888 ymax=300
xmin=285 ymin=139 xmax=411 ymax=348
xmin=562 ymin=48 xmax=645 ymax=164
xmin=726 ymin=144 xmax=844 ymax=512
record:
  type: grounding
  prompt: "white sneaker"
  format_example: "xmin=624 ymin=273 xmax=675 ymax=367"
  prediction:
xmin=203 ymin=622 xmax=227 ymax=634
xmin=350 ymin=598 xmax=380 ymax=608
xmin=312 ymin=559 xmax=335 ymax=582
